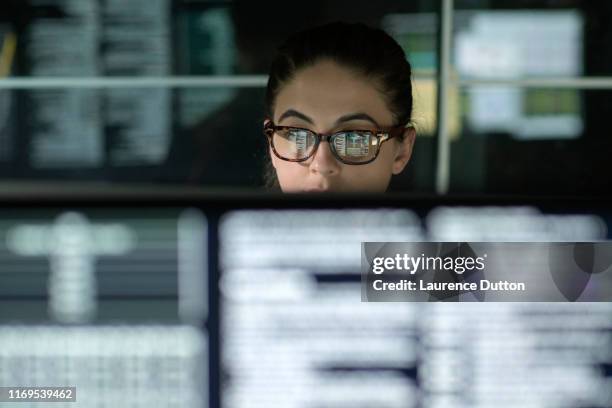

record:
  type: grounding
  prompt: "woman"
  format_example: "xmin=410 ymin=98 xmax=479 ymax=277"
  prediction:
xmin=263 ymin=22 xmax=416 ymax=192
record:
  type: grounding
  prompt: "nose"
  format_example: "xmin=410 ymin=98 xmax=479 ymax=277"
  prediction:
xmin=309 ymin=141 xmax=341 ymax=176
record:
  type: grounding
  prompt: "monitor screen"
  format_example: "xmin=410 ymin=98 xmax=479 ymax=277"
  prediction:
xmin=219 ymin=201 xmax=611 ymax=408
xmin=0 ymin=195 xmax=610 ymax=408
xmin=0 ymin=208 xmax=208 ymax=407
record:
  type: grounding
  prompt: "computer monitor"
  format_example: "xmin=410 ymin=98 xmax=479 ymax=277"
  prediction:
xmin=218 ymin=195 xmax=611 ymax=408
xmin=0 ymin=193 xmax=610 ymax=408
xmin=0 ymin=206 xmax=208 ymax=407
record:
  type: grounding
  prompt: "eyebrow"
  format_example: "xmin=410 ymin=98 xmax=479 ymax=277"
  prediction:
xmin=335 ymin=113 xmax=380 ymax=128
xmin=278 ymin=109 xmax=314 ymax=124
xmin=278 ymin=109 xmax=381 ymax=128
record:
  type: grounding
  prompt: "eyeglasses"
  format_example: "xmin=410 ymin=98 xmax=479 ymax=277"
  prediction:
xmin=263 ymin=121 xmax=406 ymax=165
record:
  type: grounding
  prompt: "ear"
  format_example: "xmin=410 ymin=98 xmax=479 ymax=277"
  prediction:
xmin=392 ymin=127 xmax=416 ymax=175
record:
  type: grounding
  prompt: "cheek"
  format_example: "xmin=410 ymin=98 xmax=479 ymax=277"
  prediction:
xmin=357 ymin=148 xmax=395 ymax=178
xmin=376 ymin=143 xmax=398 ymax=167
xmin=341 ymin=162 xmax=393 ymax=192
xmin=274 ymin=161 xmax=309 ymax=190
xmin=347 ymin=145 xmax=398 ymax=189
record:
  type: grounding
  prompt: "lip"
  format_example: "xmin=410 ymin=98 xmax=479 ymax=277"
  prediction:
xmin=302 ymin=186 xmax=330 ymax=193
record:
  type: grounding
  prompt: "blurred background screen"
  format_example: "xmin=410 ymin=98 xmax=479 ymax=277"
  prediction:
xmin=0 ymin=0 xmax=610 ymax=194
xmin=0 ymin=208 xmax=208 ymax=407
xmin=0 ymin=197 xmax=610 ymax=407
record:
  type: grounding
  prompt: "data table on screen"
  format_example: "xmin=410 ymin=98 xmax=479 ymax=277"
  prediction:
xmin=219 ymin=206 xmax=612 ymax=408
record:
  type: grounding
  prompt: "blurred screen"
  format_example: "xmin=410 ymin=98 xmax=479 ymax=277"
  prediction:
xmin=0 ymin=208 xmax=208 ymax=407
xmin=219 ymin=204 xmax=612 ymax=408
xmin=0 ymin=198 xmax=611 ymax=407
xmin=2 ymin=0 xmax=611 ymax=194
xmin=0 ymin=0 xmax=437 ymax=191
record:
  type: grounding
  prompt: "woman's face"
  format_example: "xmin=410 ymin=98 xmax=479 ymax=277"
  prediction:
xmin=269 ymin=59 xmax=415 ymax=193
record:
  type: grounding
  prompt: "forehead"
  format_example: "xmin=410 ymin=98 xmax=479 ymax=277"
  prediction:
xmin=273 ymin=59 xmax=394 ymax=126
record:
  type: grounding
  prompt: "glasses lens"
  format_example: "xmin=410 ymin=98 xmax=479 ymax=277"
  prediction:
xmin=273 ymin=128 xmax=317 ymax=160
xmin=332 ymin=131 xmax=378 ymax=163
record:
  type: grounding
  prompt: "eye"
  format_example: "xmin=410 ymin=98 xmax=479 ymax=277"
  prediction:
xmin=333 ymin=131 xmax=374 ymax=157
xmin=287 ymin=129 xmax=314 ymax=151
xmin=346 ymin=131 xmax=372 ymax=143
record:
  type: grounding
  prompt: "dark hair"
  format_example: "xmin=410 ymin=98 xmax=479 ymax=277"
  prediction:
xmin=264 ymin=21 xmax=414 ymax=189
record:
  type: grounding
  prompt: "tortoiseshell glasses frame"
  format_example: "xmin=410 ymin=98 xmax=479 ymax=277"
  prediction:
xmin=263 ymin=120 xmax=407 ymax=165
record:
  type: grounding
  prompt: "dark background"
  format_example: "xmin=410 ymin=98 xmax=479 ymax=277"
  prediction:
xmin=0 ymin=0 xmax=610 ymax=195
